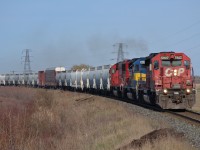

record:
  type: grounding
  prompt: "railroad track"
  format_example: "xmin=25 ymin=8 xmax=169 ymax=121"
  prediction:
xmin=111 ymin=95 xmax=200 ymax=125
xmin=165 ymin=109 xmax=200 ymax=125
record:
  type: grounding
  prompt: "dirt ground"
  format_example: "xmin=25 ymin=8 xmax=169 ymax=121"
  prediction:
xmin=0 ymin=86 xmax=196 ymax=150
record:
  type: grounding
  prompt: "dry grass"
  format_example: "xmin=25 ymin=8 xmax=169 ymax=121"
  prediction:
xmin=193 ymin=84 xmax=200 ymax=112
xmin=0 ymin=86 xmax=196 ymax=150
xmin=142 ymin=136 xmax=193 ymax=150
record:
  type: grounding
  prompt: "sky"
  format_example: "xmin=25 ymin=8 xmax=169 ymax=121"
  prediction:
xmin=0 ymin=0 xmax=200 ymax=74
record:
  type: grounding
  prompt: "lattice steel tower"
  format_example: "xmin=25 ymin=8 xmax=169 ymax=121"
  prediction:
xmin=114 ymin=43 xmax=126 ymax=63
xmin=23 ymin=49 xmax=32 ymax=74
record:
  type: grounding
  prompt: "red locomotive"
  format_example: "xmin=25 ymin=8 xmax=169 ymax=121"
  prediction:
xmin=145 ymin=52 xmax=196 ymax=109
xmin=110 ymin=52 xmax=196 ymax=109
xmin=109 ymin=59 xmax=131 ymax=97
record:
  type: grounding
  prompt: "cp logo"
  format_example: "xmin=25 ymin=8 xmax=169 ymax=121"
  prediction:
xmin=165 ymin=68 xmax=185 ymax=77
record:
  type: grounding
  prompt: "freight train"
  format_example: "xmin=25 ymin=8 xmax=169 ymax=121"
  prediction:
xmin=0 ymin=52 xmax=196 ymax=109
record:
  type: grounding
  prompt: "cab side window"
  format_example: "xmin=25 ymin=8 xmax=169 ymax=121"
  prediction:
xmin=184 ymin=60 xmax=190 ymax=69
xmin=154 ymin=61 xmax=159 ymax=70
xmin=111 ymin=68 xmax=115 ymax=74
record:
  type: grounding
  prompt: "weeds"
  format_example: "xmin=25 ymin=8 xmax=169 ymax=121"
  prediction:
xmin=0 ymin=87 xmax=196 ymax=150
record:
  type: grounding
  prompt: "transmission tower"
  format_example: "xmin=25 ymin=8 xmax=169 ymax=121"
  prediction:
xmin=22 ymin=49 xmax=32 ymax=74
xmin=113 ymin=43 xmax=126 ymax=63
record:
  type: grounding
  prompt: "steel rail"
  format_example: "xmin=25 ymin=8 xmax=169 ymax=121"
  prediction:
xmin=165 ymin=110 xmax=200 ymax=124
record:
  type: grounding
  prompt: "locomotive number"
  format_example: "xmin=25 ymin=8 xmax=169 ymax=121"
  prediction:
xmin=165 ymin=68 xmax=185 ymax=77
xmin=161 ymin=56 xmax=169 ymax=60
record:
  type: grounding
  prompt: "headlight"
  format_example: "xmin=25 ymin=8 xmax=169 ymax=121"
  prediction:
xmin=174 ymin=69 xmax=177 ymax=76
xmin=186 ymin=89 xmax=191 ymax=94
xmin=163 ymin=89 xmax=168 ymax=94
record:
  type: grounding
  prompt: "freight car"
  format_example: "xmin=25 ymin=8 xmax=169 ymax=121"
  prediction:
xmin=45 ymin=67 xmax=66 ymax=88
xmin=27 ymin=73 xmax=38 ymax=87
xmin=38 ymin=71 xmax=45 ymax=87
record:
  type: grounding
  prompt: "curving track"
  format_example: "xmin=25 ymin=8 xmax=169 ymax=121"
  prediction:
xmin=164 ymin=109 xmax=200 ymax=125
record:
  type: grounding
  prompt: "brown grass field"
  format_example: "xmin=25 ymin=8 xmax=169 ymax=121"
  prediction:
xmin=0 ymin=86 xmax=196 ymax=150
xmin=192 ymin=84 xmax=200 ymax=112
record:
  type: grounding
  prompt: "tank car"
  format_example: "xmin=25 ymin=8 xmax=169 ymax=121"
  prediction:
xmin=65 ymin=70 xmax=72 ymax=88
xmin=56 ymin=70 xmax=71 ymax=89
xmin=82 ymin=69 xmax=90 ymax=90
xmin=14 ymin=74 xmax=20 ymax=85
xmin=70 ymin=70 xmax=81 ymax=89
xmin=28 ymin=73 xmax=38 ymax=87
xmin=10 ymin=74 xmax=20 ymax=85
xmin=5 ymin=74 xmax=10 ymax=85
xmin=0 ymin=74 xmax=6 ymax=85
xmin=101 ymin=65 xmax=111 ymax=91
xmin=87 ymin=65 xmax=111 ymax=92
xmin=88 ymin=67 xmax=96 ymax=90
xmin=18 ymin=74 xmax=24 ymax=85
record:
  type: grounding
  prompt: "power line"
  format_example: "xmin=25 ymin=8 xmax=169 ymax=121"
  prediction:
xmin=186 ymin=44 xmax=200 ymax=51
xmin=163 ymin=32 xmax=200 ymax=49
xmin=168 ymin=20 xmax=200 ymax=37
xmin=151 ymin=19 xmax=200 ymax=45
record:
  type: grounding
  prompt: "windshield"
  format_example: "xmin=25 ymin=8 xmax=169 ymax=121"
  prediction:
xmin=162 ymin=60 xmax=182 ymax=67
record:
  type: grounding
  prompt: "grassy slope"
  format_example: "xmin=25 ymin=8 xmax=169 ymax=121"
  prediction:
xmin=0 ymin=87 xmax=195 ymax=150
